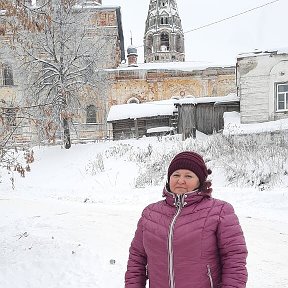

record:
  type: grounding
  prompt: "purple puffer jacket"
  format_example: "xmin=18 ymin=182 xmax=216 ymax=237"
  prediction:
xmin=125 ymin=188 xmax=248 ymax=288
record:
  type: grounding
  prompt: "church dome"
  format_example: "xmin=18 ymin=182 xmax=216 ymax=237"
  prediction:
xmin=127 ymin=45 xmax=138 ymax=55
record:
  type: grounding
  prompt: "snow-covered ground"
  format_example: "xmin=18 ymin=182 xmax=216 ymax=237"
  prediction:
xmin=0 ymin=136 xmax=288 ymax=288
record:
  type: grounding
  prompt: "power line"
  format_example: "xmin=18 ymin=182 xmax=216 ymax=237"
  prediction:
xmin=135 ymin=0 xmax=280 ymax=48
xmin=184 ymin=0 xmax=280 ymax=34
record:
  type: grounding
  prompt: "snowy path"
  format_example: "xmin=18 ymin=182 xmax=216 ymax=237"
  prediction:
xmin=242 ymin=215 xmax=288 ymax=287
xmin=0 ymin=197 xmax=139 ymax=288
xmin=0 ymin=196 xmax=288 ymax=288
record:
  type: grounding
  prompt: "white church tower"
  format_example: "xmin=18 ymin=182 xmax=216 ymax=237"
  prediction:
xmin=144 ymin=0 xmax=185 ymax=63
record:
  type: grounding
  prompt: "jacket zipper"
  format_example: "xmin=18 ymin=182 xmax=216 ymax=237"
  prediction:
xmin=207 ymin=265 xmax=214 ymax=288
xmin=168 ymin=194 xmax=186 ymax=288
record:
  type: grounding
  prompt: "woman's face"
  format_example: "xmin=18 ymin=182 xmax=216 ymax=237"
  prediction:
xmin=169 ymin=169 xmax=200 ymax=194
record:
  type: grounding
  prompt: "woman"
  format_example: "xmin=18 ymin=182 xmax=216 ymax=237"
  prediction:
xmin=125 ymin=151 xmax=248 ymax=288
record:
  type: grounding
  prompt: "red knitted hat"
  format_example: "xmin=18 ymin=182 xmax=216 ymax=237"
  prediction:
xmin=167 ymin=151 xmax=212 ymax=185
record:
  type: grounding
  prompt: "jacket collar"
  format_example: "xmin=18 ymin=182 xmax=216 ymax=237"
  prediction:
xmin=162 ymin=186 xmax=211 ymax=207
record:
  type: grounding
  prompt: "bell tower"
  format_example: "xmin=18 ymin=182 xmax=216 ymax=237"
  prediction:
xmin=144 ymin=0 xmax=185 ymax=63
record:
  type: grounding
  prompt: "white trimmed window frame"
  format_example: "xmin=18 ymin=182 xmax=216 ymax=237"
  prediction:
xmin=276 ymin=82 xmax=288 ymax=112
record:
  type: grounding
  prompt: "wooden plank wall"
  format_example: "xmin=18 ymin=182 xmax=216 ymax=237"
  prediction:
xmin=111 ymin=116 xmax=172 ymax=140
xmin=178 ymin=102 xmax=240 ymax=138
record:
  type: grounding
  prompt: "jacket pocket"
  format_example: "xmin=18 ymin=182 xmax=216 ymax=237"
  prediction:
xmin=206 ymin=265 xmax=214 ymax=288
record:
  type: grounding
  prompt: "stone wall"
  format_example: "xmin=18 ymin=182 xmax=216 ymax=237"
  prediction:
xmin=109 ymin=66 xmax=236 ymax=105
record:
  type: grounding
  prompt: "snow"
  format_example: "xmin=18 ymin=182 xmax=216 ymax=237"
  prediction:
xmin=178 ymin=93 xmax=239 ymax=105
xmin=115 ymin=60 xmax=234 ymax=71
xmin=146 ymin=126 xmax=175 ymax=134
xmin=223 ymin=111 xmax=288 ymax=135
xmin=107 ymin=94 xmax=239 ymax=122
xmin=237 ymin=47 xmax=288 ymax=59
xmin=1 ymin=131 xmax=288 ymax=288
xmin=107 ymin=99 xmax=177 ymax=121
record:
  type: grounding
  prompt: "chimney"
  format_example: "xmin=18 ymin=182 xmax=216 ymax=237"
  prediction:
xmin=127 ymin=46 xmax=138 ymax=67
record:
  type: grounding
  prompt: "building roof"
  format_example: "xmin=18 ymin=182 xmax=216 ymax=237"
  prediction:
xmin=109 ymin=61 xmax=235 ymax=72
xmin=107 ymin=94 xmax=239 ymax=122
xmin=237 ymin=47 xmax=288 ymax=59
xmin=107 ymin=99 xmax=177 ymax=122
xmin=177 ymin=93 xmax=239 ymax=105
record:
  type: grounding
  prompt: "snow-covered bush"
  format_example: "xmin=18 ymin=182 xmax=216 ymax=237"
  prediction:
xmin=104 ymin=143 xmax=132 ymax=159
xmin=134 ymin=151 xmax=174 ymax=188
xmin=92 ymin=132 xmax=288 ymax=190
xmin=214 ymin=132 xmax=288 ymax=189
xmin=132 ymin=132 xmax=288 ymax=189
xmin=85 ymin=153 xmax=104 ymax=175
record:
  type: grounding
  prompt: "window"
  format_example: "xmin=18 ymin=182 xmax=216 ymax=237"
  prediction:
xmin=276 ymin=83 xmax=288 ymax=111
xmin=3 ymin=64 xmax=14 ymax=86
xmin=146 ymin=35 xmax=153 ymax=54
xmin=160 ymin=33 xmax=169 ymax=51
xmin=161 ymin=17 xmax=168 ymax=25
xmin=127 ymin=97 xmax=140 ymax=104
xmin=4 ymin=107 xmax=17 ymax=126
xmin=86 ymin=105 xmax=97 ymax=123
xmin=176 ymin=34 xmax=184 ymax=53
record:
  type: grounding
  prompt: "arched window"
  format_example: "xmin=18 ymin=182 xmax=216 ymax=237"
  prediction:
xmin=160 ymin=33 xmax=169 ymax=51
xmin=3 ymin=63 xmax=14 ymax=86
xmin=127 ymin=97 xmax=140 ymax=104
xmin=160 ymin=17 xmax=168 ymax=25
xmin=86 ymin=105 xmax=97 ymax=123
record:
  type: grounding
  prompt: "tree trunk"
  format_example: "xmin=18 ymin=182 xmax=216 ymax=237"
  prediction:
xmin=63 ymin=118 xmax=71 ymax=149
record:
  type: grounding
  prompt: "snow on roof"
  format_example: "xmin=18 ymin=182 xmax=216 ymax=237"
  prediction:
xmin=107 ymin=94 xmax=239 ymax=122
xmin=223 ymin=112 xmax=288 ymax=135
xmin=107 ymin=99 xmax=177 ymax=122
xmin=237 ymin=47 xmax=288 ymax=59
xmin=114 ymin=61 xmax=235 ymax=72
xmin=177 ymin=93 xmax=239 ymax=105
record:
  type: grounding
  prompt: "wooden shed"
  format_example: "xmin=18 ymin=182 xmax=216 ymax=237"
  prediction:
xmin=176 ymin=94 xmax=240 ymax=139
xmin=107 ymin=100 xmax=177 ymax=140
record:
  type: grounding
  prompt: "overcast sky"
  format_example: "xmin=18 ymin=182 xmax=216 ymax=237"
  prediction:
xmin=104 ymin=0 xmax=288 ymax=66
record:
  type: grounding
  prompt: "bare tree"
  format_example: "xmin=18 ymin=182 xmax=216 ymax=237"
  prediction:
xmin=20 ymin=0 xmax=112 ymax=148
xmin=1 ymin=0 xmax=112 ymax=150
xmin=1 ymin=0 xmax=114 ymax=180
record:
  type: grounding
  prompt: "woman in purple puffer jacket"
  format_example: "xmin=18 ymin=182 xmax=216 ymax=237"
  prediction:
xmin=125 ymin=151 xmax=248 ymax=288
